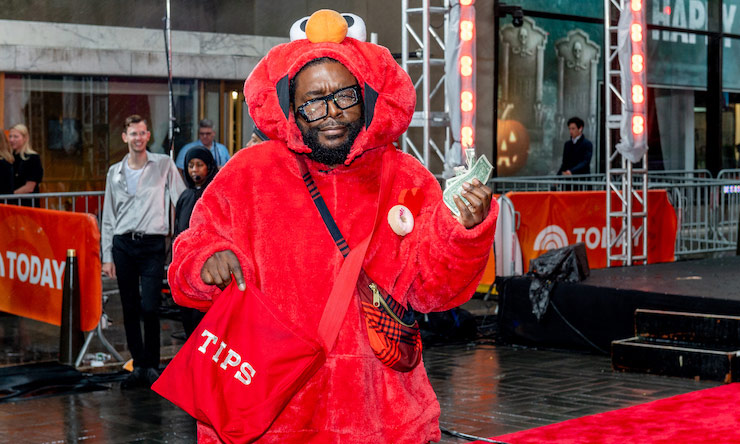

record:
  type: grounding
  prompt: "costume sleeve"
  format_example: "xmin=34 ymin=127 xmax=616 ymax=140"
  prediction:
xmin=570 ymin=140 xmax=593 ymax=174
xmin=167 ymin=169 xmax=255 ymax=311
xmin=400 ymin=173 xmax=498 ymax=313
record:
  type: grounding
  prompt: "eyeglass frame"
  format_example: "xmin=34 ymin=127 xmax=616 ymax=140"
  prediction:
xmin=295 ymin=85 xmax=362 ymax=123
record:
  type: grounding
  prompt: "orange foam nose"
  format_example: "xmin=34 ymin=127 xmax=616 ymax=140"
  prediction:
xmin=305 ymin=9 xmax=348 ymax=43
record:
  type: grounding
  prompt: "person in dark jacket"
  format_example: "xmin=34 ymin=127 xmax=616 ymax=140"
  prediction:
xmin=173 ymin=146 xmax=218 ymax=337
xmin=557 ymin=116 xmax=593 ymax=176
xmin=8 ymin=124 xmax=43 ymax=206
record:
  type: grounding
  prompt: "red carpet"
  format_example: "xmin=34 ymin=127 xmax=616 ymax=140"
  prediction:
xmin=489 ymin=383 xmax=740 ymax=444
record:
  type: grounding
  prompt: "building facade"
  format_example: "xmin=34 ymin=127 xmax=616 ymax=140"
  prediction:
xmin=2 ymin=0 xmax=738 ymax=191
xmin=0 ymin=0 xmax=405 ymax=191
xmin=494 ymin=0 xmax=740 ymax=177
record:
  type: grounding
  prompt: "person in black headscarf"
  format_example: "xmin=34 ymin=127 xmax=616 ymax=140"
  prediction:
xmin=173 ymin=146 xmax=218 ymax=337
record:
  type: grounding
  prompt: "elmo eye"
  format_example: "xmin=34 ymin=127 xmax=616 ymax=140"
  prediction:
xmin=342 ymin=13 xmax=366 ymax=42
xmin=289 ymin=16 xmax=310 ymax=41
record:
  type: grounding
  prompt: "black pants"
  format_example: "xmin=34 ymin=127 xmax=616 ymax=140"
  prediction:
xmin=181 ymin=306 xmax=205 ymax=338
xmin=112 ymin=234 xmax=165 ymax=369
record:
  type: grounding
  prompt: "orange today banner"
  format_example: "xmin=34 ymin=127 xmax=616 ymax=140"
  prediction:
xmin=508 ymin=190 xmax=677 ymax=272
xmin=0 ymin=204 xmax=102 ymax=331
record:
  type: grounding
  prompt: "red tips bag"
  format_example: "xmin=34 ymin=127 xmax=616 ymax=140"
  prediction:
xmin=152 ymin=148 xmax=396 ymax=443
xmin=152 ymin=281 xmax=325 ymax=443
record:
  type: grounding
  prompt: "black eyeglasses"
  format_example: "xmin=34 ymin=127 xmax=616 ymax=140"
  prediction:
xmin=296 ymin=85 xmax=361 ymax=123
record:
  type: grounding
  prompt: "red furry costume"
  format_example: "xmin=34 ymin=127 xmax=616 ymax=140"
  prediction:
xmin=168 ymin=18 xmax=498 ymax=444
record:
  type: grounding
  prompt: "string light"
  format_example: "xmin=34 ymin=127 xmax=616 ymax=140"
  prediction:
xmin=462 ymin=126 xmax=474 ymax=148
xmin=461 ymin=91 xmax=474 ymax=112
xmin=632 ymin=85 xmax=644 ymax=104
xmin=460 ymin=56 xmax=473 ymax=77
xmin=459 ymin=1 xmax=475 ymax=152
xmin=460 ymin=20 xmax=474 ymax=41
xmin=632 ymin=115 xmax=645 ymax=135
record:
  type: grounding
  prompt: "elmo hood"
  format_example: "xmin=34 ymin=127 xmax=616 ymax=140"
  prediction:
xmin=243 ymin=13 xmax=416 ymax=165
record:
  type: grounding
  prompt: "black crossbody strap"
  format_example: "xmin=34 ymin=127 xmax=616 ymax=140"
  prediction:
xmin=297 ymin=148 xmax=396 ymax=352
xmin=296 ymin=157 xmax=350 ymax=258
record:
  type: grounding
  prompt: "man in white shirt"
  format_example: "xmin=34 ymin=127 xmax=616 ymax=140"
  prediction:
xmin=175 ymin=119 xmax=230 ymax=172
xmin=101 ymin=114 xmax=186 ymax=389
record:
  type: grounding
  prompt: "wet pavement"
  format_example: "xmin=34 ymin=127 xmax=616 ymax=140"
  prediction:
xmin=0 ymin=282 xmax=720 ymax=443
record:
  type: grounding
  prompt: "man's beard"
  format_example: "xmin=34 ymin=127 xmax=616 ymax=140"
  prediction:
xmin=301 ymin=118 xmax=364 ymax=166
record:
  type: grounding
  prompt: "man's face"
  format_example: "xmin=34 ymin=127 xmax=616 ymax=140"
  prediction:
xmin=122 ymin=121 xmax=150 ymax=154
xmin=292 ymin=61 xmax=364 ymax=165
xmin=568 ymin=123 xmax=583 ymax=139
xmin=199 ymin=127 xmax=216 ymax=147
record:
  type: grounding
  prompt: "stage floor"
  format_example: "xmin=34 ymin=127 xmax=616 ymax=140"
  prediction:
xmin=585 ymin=255 xmax=740 ymax=300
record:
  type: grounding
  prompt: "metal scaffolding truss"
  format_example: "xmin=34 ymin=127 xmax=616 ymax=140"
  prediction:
xmin=401 ymin=0 xmax=451 ymax=177
xmin=604 ymin=0 xmax=648 ymax=267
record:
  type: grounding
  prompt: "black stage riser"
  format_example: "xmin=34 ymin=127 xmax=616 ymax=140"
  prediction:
xmin=496 ymin=258 xmax=740 ymax=353
xmin=634 ymin=309 xmax=740 ymax=348
xmin=612 ymin=338 xmax=740 ymax=383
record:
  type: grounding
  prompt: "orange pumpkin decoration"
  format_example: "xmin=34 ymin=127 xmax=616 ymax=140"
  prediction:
xmin=496 ymin=105 xmax=530 ymax=176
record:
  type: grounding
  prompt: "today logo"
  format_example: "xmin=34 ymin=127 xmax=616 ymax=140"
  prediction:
xmin=197 ymin=329 xmax=257 ymax=386
xmin=533 ymin=224 xmax=622 ymax=251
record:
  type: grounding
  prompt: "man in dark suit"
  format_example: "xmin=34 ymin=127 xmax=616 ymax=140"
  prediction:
xmin=557 ymin=116 xmax=593 ymax=175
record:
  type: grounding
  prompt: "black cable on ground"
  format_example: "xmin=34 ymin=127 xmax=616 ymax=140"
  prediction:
xmin=549 ymin=300 xmax=608 ymax=355
xmin=440 ymin=426 xmax=510 ymax=444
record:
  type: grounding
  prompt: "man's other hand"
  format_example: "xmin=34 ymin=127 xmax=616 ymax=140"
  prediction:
xmin=102 ymin=262 xmax=116 ymax=279
xmin=201 ymin=250 xmax=246 ymax=291
xmin=453 ymin=178 xmax=493 ymax=229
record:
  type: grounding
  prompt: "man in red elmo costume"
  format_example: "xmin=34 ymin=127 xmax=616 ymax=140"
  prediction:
xmin=167 ymin=9 xmax=498 ymax=444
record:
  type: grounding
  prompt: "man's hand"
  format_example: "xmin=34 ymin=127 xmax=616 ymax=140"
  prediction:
xmin=563 ymin=170 xmax=572 ymax=176
xmin=452 ymin=178 xmax=493 ymax=229
xmin=201 ymin=250 xmax=246 ymax=291
xmin=102 ymin=262 xmax=116 ymax=279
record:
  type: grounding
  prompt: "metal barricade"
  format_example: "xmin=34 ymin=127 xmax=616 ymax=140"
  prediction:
xmin=490 ymin=174 xmax=605 ymax=193
xmin=0 ymin=190 xmax=121 ymax=367
xmin=489 ymin=171 xmax=740 ymax=260
xmin=0 ymin=191 xmax=105 ymax=226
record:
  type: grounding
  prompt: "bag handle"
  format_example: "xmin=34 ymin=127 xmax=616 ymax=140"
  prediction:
xmin=297 ymin=147 xmax=396 ymax=352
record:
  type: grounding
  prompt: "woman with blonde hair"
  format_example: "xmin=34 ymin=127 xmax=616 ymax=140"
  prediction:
xmin=8 ymin=124 xmax=43 ymax=206
xmin=0 ymin=131 xmax=14 ymax=195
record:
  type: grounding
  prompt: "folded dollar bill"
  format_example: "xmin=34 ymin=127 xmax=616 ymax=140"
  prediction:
xmin=443 ymin=155 xmax=493 ymax=216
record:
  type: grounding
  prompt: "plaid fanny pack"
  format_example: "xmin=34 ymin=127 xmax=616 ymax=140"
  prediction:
xmin=297 ymin=155 xmax=422 ymax=372
xmin=356 ymin=269 xmax=422 ymax=371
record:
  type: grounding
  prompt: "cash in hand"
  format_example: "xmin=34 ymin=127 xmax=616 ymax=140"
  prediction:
xmin=442 ymin=152 xmax=493 ymax=217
